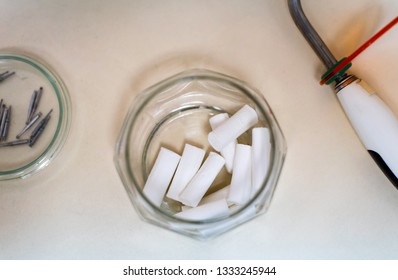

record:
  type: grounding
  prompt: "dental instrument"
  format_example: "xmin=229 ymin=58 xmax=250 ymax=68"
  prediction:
xmin=288 ymin=0 xmax=398 ymax=188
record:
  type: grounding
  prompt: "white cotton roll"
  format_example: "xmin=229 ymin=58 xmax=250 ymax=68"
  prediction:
xmin=179 ymin=152 xmax=225 ymax=207
xmin=208 ymin=105 xmax=258 ymax=152
xmin=174 ymin=199 xmax=229 ymax=221
xmin=251 ymin=127 xmax=271 ymax=195
xmin=228 ymin=144 xmax=252 ymax=205
xmin=180 ymin=205 xmax=192 ymax=212
xmin=142 ymin=147 xmax=181 ymax=207
xmin=181 ymin=185 xmax=230 ymax=211
xmin=209 ymin=113 xmax=236 ymax=173
xmin=166 ymin=144 xmax=206 ymax=202
xmin=209 ymin=113 xmax=229 ymax=128
xmin=200 ymin=185 xmax=231 ymax=205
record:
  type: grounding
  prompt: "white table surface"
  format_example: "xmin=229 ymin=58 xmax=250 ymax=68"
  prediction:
xmin=1 ymin=0 xmax=398 ymax=259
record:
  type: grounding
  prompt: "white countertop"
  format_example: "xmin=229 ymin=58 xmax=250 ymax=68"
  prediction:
xmin=1 ymin=0 xmax=398 ymax=259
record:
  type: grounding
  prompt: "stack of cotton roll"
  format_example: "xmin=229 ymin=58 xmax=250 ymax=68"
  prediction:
xmin=143 ymin=105 xmax=271 ymax=221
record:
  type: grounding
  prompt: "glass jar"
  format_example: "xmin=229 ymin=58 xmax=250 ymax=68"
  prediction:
xmin=114 ymin=69 xmax=286 ymax=240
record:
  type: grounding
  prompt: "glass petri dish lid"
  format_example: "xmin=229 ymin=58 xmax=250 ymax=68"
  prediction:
xmin=0 ymin=52 xmax=71 ymax=180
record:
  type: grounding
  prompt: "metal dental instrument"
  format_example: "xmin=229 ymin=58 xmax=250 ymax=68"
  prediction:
xmin=16 ymin=112 xmax=42 ymax=139
xmin=288 ymin=0 xmax=398 ymax=188
xmin=26 ymin=90 xmax=38 ymax=124
xmin=0 ymin=71 xmax=15 ymax=82
xmin=30 ymin=87 xmax=43 ymax=121
xmin=0 ymin=100 xmax=3 ymax=125
xmin=0 ymin=139 xmax=29 ymax=148
xmin=0 ymin=106 xmax=8 ymax=142
xmin=26 ymin=88 xmax=43 ymax=124
xmin=29 ymin=109 xmax=52 ymax=147
xmin=2 ymin=105 xmax=11 ymax=141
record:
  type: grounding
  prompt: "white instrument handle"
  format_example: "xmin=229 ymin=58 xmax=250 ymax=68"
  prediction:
xmin=337 ymin=79 xmax=398 ymax=188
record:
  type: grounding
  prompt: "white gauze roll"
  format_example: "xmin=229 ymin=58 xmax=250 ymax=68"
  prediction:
xmin=143 ymin=147 xmax=181 ymax=207
xmin=228 ymin=144 xmax=252 ymax=205
xmin=166 ymin=144 xmax=206 ymax=202
xmin=209 ymin=113 xmax=236 ymax=173
xmin=180 ymin=185 xmax=230 ymax=211
xmin=200 ymin=185 xmax=230 ymax=205
xmin=252 ymin=127 xmax=271 ymax=195
xmin=179 ymin=152 xmax=225 ymax=207
xmin=208 ymin=105 xmax=258 ymax=152
xmin=174 ymin=199 xmax=229 ymax=221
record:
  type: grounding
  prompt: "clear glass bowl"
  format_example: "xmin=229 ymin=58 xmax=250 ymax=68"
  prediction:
xmin=0 ymin=52 xmax=71 ymax=180
xmin=114 ymin=69 xmax=286 ymax=240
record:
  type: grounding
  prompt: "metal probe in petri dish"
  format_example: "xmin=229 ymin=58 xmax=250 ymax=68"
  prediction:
xmin=16 ymin=112 xmax=42 ymax=139
xmin=0 ymin=99 xmax=3 ymax=125
xmin=0 ymin=71 xmax=15 ymax=83
xmin=29 ymin=109 xmax=52 ymax=147
xmin=1 ymin=105 xmax=11 ymax=141
xmin=0 ymin=139 xmax=29 ymax=148
xmin=0 ymin=106 xmax=9 ymax=142
xmin=26 ymin=87 xmax=43 ymax=124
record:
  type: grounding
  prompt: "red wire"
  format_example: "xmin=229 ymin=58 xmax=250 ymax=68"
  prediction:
xmin=320 ymin=16 xmax=398 ymax=85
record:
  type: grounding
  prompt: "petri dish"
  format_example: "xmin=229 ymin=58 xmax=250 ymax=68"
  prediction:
xmin=0 ymin=52 xmax=71 ymax=180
